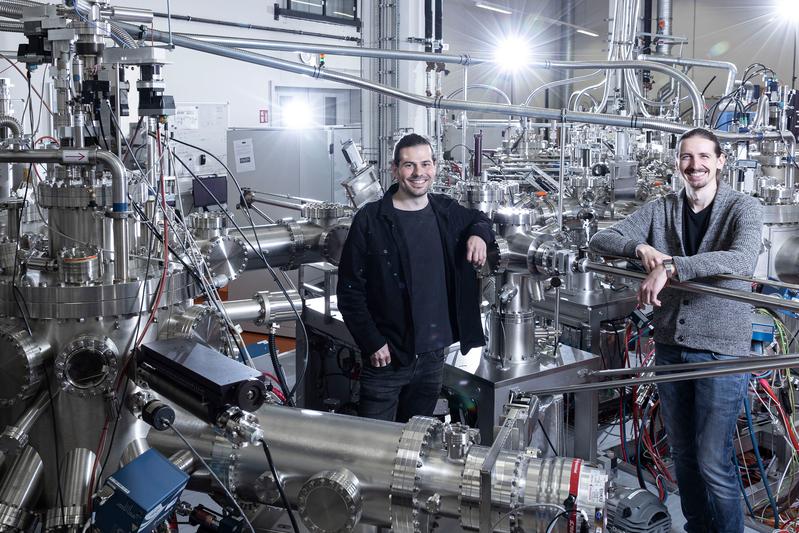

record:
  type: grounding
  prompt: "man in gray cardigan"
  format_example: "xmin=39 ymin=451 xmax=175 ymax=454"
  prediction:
xmin=590 ymin=128 xmax=763 ymax=533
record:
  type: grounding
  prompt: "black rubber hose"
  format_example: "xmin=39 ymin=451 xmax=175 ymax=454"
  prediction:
xmin=269 ymin=329 xmax=294 ymax=407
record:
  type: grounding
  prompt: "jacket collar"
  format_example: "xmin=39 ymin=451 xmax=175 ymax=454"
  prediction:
xmin=378 ymin=183 xmax=449 ymax=220
xmin=675 ymin=179 xmax=733 ymax=254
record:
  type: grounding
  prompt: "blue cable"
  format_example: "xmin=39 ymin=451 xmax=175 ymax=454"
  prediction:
xmin=743 ymin=395 xmax=781 ymax=527
xmin=732 ymin=451 xmax=756 ymax=517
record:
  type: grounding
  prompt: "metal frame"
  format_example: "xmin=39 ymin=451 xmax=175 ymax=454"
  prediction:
xmin=276 ymin=1 xmax=361 ymax=30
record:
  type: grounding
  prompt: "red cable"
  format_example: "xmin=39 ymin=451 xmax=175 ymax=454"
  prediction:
xmin=134 ymin=125 xmax=169 ymax=349
xmin=86 ymin=418 xmax=110 ymax=514
xmin=34 ymin=135 xmax=59 ymax=146
xmin=262 ymin=372 xmax=287 ymax=403
xmin=758 ymin=379 xmax=799 ymax=452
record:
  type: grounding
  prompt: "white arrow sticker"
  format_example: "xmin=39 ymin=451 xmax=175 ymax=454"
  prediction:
xmin=62 ymin=150 xmax=89 ymax=163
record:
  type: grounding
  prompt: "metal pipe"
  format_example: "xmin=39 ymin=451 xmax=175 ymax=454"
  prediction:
xmin=0 ymin=445 xmax=43 ymax=530
xmin=524 ymin=71 xmax=602 ymax=106
xmin=0 ymin=148 xmax=130 ymax=281
xmin=557 ymin=116 xmax=566 ymax=230
xmin=0 ymin=390 xmax=52 ymax=452
xmin=0 ymin=20 xmax=23 ymax=32
xmin=559 ymin=0 xmax=576 ymax=108
xmin=45 ymin=448 xmax=96 ymax=530
xmin=186 ymin=33 xmax=483 ymax=65
xmin=249 ymin=196 xmax=304 ymax=211
xmin=222 ymin=299 xmax=263 ymax=323
xmin=239 ymin=222 xmax=326 ymax=270
xmin=584 ymin=261 xmax=799 ymax=313
xmin=119 ymin=438 xmax=150 ymax=467
xmin=445 ymin=84 xmax=512 ymax=105
xmin=148 ymin=404 xmax=605 ymax=530
xmin=101 ymin=5 xmax=154 ymax=24
xmin=168 ymin=449 xmax=196 ymax=474
xmin=655 ymin=0 xmax=673 ymax=56
xmin=148 ymin=11 xmax=360 ymax=42
xmin=528 ymin=354 xmax=799 ymax=397
xmin=585 ymin=353 xmax=794 ymax=377
xmin=120 ymin=23 xmax=706 ymax=125
xmin=0 ymin=116 xmax=22 ymax=137
xmin=642 ymin=55 xmax=738 ymax=95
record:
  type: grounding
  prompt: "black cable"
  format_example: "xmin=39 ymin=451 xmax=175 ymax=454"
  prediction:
xmin=700 ymin=75 xmax=717 ymax=97
xmin=166 ymin=135 xmax=310 ymax=402
xmin=96 ymin=222 xmax=159 ymax=484
xmin=260 ymin=440 xmax=301 ymax=533
xmin=97 ymin=113 xmax=110 ymax=151
xmin=544 ymin=510 xmax=569 ymax=533
xmin=168 ymin=423 xmax=256 ymax=533
xmin=268 ymin=328 xmax=294 ymax=406
xmin=42 ymin=366 xmax=67 ymax=527
xmin=10 ymin=166 xmax=33 ymax=336
xmin=537 ymin=419 xmax=559 ymax=456
xmin=123 ymin=116 xmax=144 ymax=165
xmin=26 ymin=72 xmax=34 ymax=137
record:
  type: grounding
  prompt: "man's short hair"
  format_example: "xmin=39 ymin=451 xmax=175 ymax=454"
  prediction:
xmin=392 ymin=133 xmax=435 ymax=166
xmin=678 ymin=128 xmax=723 ymax=157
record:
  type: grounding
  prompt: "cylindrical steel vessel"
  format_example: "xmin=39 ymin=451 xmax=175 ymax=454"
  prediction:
xmin=148 ymin=405 xmax=607 ymax=532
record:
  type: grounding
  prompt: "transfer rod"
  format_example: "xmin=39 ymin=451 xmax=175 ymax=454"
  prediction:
xmin=584 ymin=262 xmax=799 ymax=313
xmin=586 ymin=253 xmax=799 ymax=292
xmin=585 ymin=353 xmax=795 ymax=377
xmin=527 ymin=355 xmax=799 ymax=396
xmin=123 ymin=24 xmax=792 ymax=135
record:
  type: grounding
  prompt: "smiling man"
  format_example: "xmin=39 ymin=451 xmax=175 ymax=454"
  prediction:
xmin=337 ymin=133 xmax=494 ymax=422
xmin=589 ymin=128 xmax=763 ymax=533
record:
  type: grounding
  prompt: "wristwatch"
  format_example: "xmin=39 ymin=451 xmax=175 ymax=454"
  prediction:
xmin=662 ymin=258 xmax=675 ymax=277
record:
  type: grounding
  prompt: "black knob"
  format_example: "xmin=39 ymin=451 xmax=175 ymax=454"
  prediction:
xmin=142 ymin=400 xmax=175 ymax=431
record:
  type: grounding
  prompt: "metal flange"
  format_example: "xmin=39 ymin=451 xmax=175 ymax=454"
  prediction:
xmin=390 ymin=416 xmax=443 ymax=533
xmin=297 ymin=468 xmax=363 ymax=533
xmin=54 ymin=335 xmax=118 ymax=397
xmin=0 ymin=319 xmax=51 ymax=407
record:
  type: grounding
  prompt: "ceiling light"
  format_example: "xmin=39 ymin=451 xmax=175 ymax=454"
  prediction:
xmin=576 ymin=29 xmax=600 ymax=37
xmin=475 ymin=2 xmax=512 ymax=15
xmin=493 ymin=36 xmax=531 ymax=72
xmin=291 ymin=0 xmax=323 ymax=7
xmin=776 ymin=0 xmax=799 ymax=23
xmin=333 ymin=11 xmax=354 ymax=18
xmin=282 ymin=99 xmax=314 ymax=129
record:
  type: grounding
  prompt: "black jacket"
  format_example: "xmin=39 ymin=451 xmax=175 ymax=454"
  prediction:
xmin=336 ymin=184 xmax=494 ymax=366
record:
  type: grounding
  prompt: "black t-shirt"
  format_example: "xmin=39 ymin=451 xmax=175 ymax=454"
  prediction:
xmin=394 ymin=203 xmax=453 ymax=353
xmin=683 ymin=199 xmax=714 ymax=256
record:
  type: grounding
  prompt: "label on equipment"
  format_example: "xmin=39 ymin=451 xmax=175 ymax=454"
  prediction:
xmin=576 ymin=468 xmax=609 ymax=508
xmin=62 ymin=150 xmax=89 ymax=163
xmin=233 ymin=138 xmax=256 ymax=173
xmin=106 ymin=476 xmax=130 ymax=495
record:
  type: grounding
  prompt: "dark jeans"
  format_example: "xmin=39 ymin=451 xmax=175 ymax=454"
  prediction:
xmin=358 ymin=348 xmax=446 ymax=422
xmin=655 ymin=342 xmax=749 ymax=533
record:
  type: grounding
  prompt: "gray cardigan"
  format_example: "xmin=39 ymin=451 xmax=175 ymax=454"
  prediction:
xmin=589 ymin=182 xmax=764 ymax=356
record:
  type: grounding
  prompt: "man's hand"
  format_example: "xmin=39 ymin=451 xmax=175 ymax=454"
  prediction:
xmin=370 ymin=343 xmax=391 ymax=367
xmin=635 ymin=244 xmax=672 ymax=273
xmin=637 ymin=265 xmax=670 ymax=307
xmin=466 ymin=236 xmax=487 ymax=267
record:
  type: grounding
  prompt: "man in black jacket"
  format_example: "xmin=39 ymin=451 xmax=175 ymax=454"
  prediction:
xmin=336 ymin=133 xmax=494 ymax=422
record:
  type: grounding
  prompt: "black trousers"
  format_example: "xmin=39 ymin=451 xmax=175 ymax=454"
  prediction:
xmin=358 ymin=349 xmax=446 ymax=422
